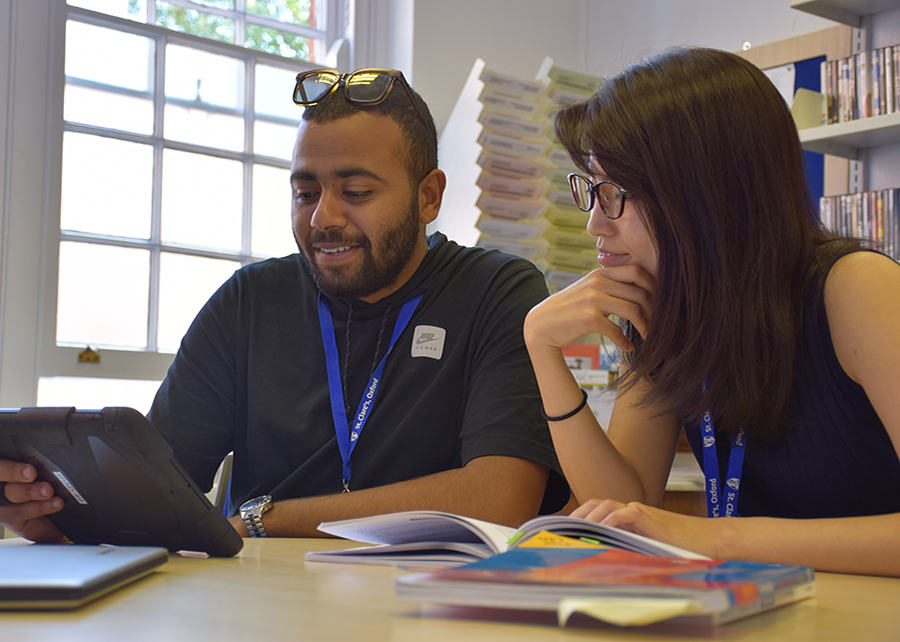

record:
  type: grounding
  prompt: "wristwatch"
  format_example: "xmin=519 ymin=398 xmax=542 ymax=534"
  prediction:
xmin=239 ymin=495 xmax=273 ymax=538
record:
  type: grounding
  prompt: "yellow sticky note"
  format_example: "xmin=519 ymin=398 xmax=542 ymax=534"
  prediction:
xmin=517 ymin=530 xmax=608 ymax=549
xmin=558 ymin=597 xmax=702 ymax=627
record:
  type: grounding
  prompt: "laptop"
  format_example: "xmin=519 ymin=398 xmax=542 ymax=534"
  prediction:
xmin=0 ymin=406 xmax=243 ymax=557
xmin=0 ymin=543 xmax=168 ymax=610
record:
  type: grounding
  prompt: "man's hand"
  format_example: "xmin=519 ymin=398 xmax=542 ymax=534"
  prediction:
xmin=0 ymin=459 xmax=67 ymax=542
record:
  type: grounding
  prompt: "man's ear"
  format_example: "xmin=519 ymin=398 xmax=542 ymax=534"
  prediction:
xmin=418 ymin=169 xmax=446 ymax=226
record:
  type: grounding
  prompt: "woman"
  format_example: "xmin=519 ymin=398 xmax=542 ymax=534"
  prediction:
xmin=524 ymin=47 xmax=900 ymax=576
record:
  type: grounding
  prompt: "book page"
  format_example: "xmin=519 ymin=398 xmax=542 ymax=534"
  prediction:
xmin=317 ymin=510 xmax=517 ymax=552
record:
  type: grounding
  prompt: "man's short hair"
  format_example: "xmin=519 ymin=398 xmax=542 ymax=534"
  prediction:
xmin=301 ymin=76 xmax=438 ymax=185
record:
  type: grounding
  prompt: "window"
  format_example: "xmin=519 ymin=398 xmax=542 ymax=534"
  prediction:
xmin=39 ymin=1 xmax=340 ymax=408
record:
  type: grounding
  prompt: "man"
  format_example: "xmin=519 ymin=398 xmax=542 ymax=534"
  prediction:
xmin=0 ymin=69 xmax=567 ymax=540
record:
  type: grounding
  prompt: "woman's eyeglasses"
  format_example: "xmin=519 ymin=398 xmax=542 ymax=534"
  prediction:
xmin=568 ymin=173 xmax=629 ymax=219
xmin=293 ymin=68 xmax=428 ymax=129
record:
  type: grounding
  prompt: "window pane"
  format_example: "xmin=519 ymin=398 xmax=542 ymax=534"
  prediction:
xmin=161 ymin=149 xmax=243 ymax=251
xmin=37 ymin=377 xmax=162 ymax=415
xmin=164 ymin=44 xmax=244 ymax=151
xmin=156 ymin=2 xmax=235 ymax=44
xmin=251 ymin=164 xmax=295 ymax=257
xmin=65 ymin=21 xmax=155 ymax=134
xmin=255 ymin=64 xmax=303 ymax=121
xmin=246 ymin=0 xmax=316 ymax=27
xmin=61 ymin=133 xmax=153 ymax=239
xmin=245 ymin=24 xmax=312 ymax=60
xmin=68 ymin=0 xmax=147 ymax=22
xmin=254 ymin=64 xmax=302 ymax=159
xmin=57 ymin=242 xmax=150 ymax=349
xmin=184 ymin=0 xmax=233 ymax=8
xmin=158 ymin=253 xmax=240 ymax=352
xmin=254 ymin=120 xmax=298 ymax=160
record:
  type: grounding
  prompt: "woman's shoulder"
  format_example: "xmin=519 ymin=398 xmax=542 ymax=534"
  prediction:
xmin=823 ymin=249 xmax=900 ymax=385
xmin=825 ymin=250 xmax=900 ymax=295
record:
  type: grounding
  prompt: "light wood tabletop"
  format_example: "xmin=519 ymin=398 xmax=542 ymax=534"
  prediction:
xmin=1 ymin=537 xmax=898 ymax=641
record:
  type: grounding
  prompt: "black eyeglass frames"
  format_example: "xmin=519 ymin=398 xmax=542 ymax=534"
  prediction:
xmin=293 ymin=68 xmax=429 ymax=130
xmin=568 ymin=173 xmax=629 ymax=219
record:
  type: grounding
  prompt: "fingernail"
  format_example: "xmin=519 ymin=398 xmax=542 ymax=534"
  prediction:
xmin=51 ymin=498 xmax=63 ymax=510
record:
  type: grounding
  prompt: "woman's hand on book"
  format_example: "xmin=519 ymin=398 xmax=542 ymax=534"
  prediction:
xmin=571 ymin=498 xmax=726 ymax=560
xmin=523 ymin=265 xmax=654 ymax=355
xmin=0 ymin=459 xmax=66 ymax=542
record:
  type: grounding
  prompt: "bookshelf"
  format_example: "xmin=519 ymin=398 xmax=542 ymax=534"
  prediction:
xmin=790 ymin=0 xmax=900 ymax=180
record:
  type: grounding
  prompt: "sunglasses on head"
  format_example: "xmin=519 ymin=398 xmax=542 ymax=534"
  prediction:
xmin=293 ymin=68 xmax=428 ymax=129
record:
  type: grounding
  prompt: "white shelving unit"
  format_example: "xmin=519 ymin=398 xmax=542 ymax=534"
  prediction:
xmin=799 ymin=111 xmax=900 ymax=158
xmin=793 ymin=0 xmax=900 ymax=26
xmin=792 ymin=0 xmax=900 ymax=192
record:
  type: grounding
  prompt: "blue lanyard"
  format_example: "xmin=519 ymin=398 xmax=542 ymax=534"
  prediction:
xmin=699 ymin=382 xmax=746 ymax=517
xmin=317 ymin=292 xmax=422 ymax=492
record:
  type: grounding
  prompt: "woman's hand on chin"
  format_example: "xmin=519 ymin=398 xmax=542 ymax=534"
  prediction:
xmin=524 ymin=265 xmax=654 ymax=355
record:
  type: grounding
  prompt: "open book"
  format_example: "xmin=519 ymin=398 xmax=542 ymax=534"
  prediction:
xmin=395 ymin=547 xmax=815 ymax=627
xmin=305 ymin=510 xmax=708 ymax=568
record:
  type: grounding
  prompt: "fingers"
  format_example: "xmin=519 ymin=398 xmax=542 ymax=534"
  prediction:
xmin=0 ymin=495 xmax=66 ymax=543
xmin=0 ymin=459 xmax=38 ymax=484
xmin=525 ymin=267 xmax=653 ymax=353
xmin=3 ymin=479 xmax=57 ymax=504
xmin=570 ymin=498 xmax=627 ymax=522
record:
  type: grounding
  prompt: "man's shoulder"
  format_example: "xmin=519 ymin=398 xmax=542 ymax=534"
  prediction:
xmin=226 ymin=254 xmax=310 ymax=290
xmin=429 ymin=232 xmax=545 ymax=280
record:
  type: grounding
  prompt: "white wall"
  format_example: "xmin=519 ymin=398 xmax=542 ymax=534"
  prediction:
xmin=413 ymin=0 xmax=835 ymax=135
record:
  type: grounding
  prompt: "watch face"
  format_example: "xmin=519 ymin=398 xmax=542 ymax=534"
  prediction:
xmin=241 ymin=495 xmax=271 ymax=513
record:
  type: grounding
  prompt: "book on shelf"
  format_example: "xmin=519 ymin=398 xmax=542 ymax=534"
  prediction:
xmin=820 ymin=188 xmax=899 ymax=259
xmin=477 ymin=237 xmax=549 ymax=262
xmin=477 ymin=152 xmax=546 ymax=180
xmin=476 ymin=193 xmax=548 ymax=220
xmin=536 ymin=56 xmax=602 ymax=95
xmin=478 ymin=88 xmax=549 ymax=120
xmin=394 ymin=545 xmax=815 ymax=627
xmin=479 ymin=66 xmax=547 ymax=102
xmin=477 ymin=130 xmax=549 ymax=160
xmin=821 ymin=43 xmax=900 ymax=124
xmin=478 ymin=111 xmax=547 ymax=140
xmin=476 ymin=172 xmax=548 ymax=201
xmin=476 ymin=213 xmax=548 ymax=243
xmin=304 ymin=509 xmax=708 ymax=569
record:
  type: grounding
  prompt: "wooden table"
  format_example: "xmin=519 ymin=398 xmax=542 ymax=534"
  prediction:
xmin=1 ymin=538 xmax=898 ymax=641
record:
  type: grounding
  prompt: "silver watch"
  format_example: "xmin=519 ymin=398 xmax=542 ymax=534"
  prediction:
xmin=239 ymin=495 xmax=273 ymax=538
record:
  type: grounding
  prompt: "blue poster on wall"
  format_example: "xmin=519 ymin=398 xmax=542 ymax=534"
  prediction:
xmin=795 ymin=56 xmax=826 ymax=205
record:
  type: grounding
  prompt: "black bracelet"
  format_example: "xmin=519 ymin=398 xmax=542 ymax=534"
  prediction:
xmin=541 ymin=388 xmax=589 ymax=422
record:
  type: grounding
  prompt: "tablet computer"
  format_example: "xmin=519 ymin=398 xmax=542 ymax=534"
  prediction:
xmin=0 ymin=407 xmax=242 ymax=557
xmin=0 ymin=542 xmax=168 ymax=610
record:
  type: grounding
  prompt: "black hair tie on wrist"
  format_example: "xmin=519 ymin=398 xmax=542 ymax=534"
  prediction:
xmin=541 ymin=388 xmax=589 ymax=422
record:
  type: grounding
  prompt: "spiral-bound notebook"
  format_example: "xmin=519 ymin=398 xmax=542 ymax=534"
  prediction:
xmin=0 ymin=542 xmax=168 ymax=610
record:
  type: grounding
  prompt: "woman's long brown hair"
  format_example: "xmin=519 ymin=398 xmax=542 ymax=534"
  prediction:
xmin=556 ymin=47 xmax=851 ymax=444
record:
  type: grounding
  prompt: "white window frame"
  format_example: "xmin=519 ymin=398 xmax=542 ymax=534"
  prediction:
xmin=0 ymin=0 xmax=404 ymax=408
xmin=38 ymin=1 xmax=342 ymax=385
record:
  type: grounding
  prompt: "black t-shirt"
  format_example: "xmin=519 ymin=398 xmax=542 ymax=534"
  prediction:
xmin=149 ymin=233 xmax=568 ymax=516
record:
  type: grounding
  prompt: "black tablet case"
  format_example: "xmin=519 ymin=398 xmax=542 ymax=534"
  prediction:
xmin=0 ymin=407 xmax=242 ymax=557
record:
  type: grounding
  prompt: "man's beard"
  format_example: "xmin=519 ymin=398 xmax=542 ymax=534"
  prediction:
xmin=298 ymin=197 xmax=421 ymax=301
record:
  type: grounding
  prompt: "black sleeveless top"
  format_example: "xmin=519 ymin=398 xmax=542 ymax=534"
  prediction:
xmin=685 ymin=245 xmax=900 ymax=518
